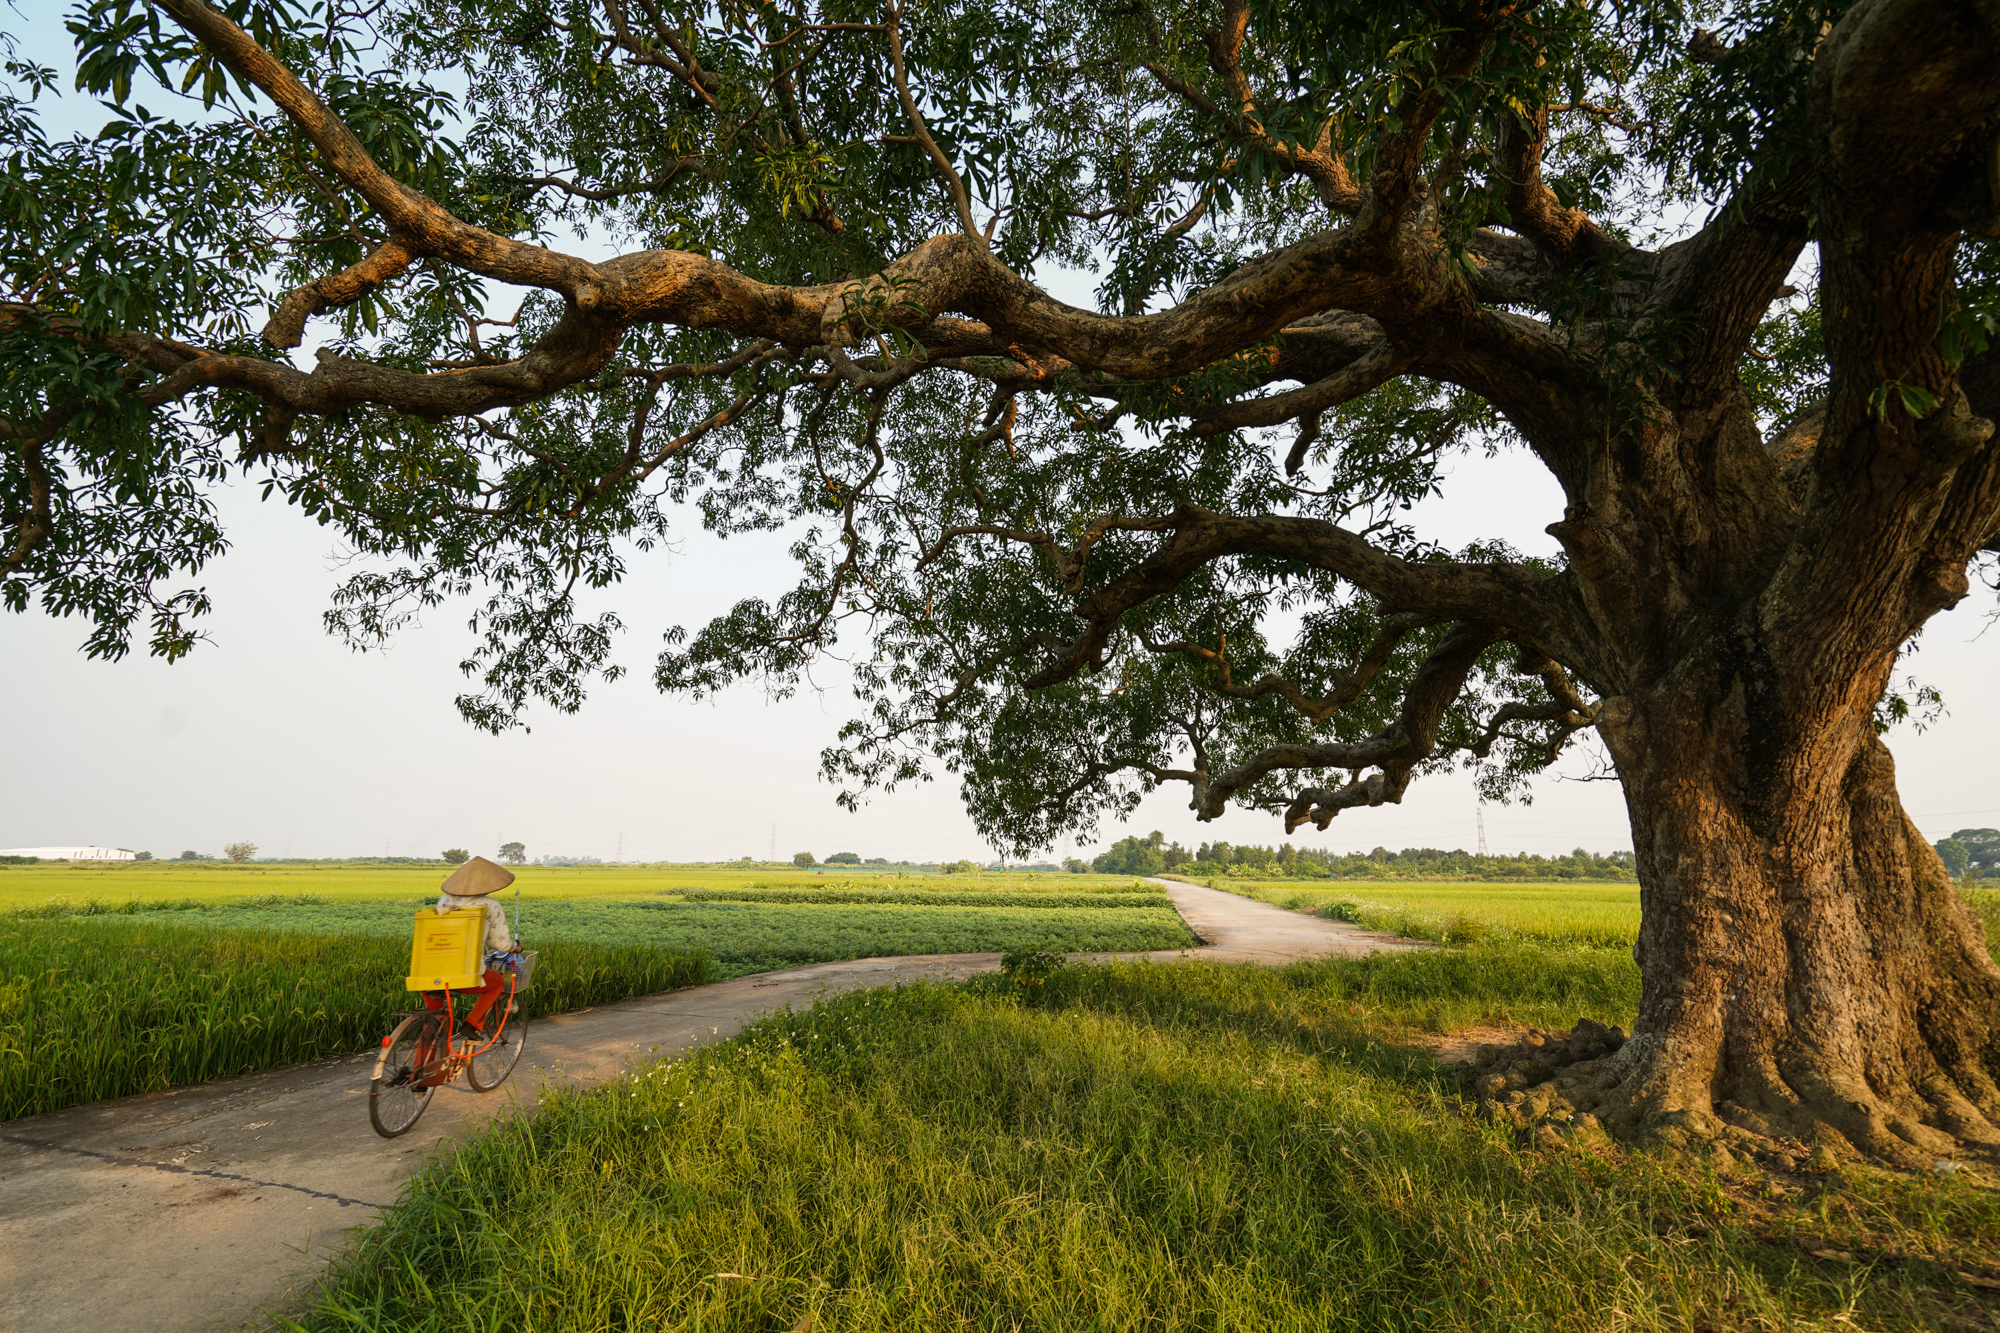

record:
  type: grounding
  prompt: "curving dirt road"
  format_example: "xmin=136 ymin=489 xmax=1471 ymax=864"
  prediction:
xmin=0 ymin=879 xmax=1412 ymax=1333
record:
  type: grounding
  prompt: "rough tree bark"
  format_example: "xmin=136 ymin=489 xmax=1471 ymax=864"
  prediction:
xmin=1595 ymin=666 xmax=2000 ymax=1159
xmin=1551 ymin=0 xmax=2000 ymax=1160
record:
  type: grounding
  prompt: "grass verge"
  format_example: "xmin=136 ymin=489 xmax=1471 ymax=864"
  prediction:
xmin=287 ymin=945 xmax=1997 ymax=1332
xmin=1968 ymin=888 xmax=2000 ymax=958
xmin=0 ymin=917 xmax=708 ymax=1121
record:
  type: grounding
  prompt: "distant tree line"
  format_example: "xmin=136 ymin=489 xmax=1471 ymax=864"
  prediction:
xmin=1933 ymin=830 xmax=2000 ymax=879
xmin=1089 ymin=831 xmax=1638 ymax=882
xmin=794 ymin=852 xmax=898 ymax=866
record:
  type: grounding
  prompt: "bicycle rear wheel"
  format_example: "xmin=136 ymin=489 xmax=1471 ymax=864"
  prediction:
xmin=466 ymin=1009 xmax=527 ymax=1090
xmin=370 ymin=1013 xmax=441 ymax=1137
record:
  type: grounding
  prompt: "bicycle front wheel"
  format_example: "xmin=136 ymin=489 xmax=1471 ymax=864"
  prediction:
xmin=370 ymin=1013 xmax=441 ymax=1137
xmin=466 ymin=1010 xmax=527 ymax=1091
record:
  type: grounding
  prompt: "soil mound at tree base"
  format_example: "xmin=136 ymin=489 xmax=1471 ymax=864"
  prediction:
xmin=1441 ymin=1018 xmax=1628 ymax=1148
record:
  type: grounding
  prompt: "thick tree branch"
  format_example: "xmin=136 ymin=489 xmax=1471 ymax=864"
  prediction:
xmin=2 ymin=425 xmax=59 ymax=576
xmin=1494 ymin=107 xmax=1627 ymax=268
xmin=157 ymin=0 xmax=600 ymax=299
xmin=884 ymin=2 xmax=979 ymax=240
xmin=1138 ymin=609 xmax=1427 ymax=722
xmin=1162 ymin=621 xmax=1500 ymax=825
xmin=1190 ymin=338 xmax=1409 ymax=436
xmin=1763 ymin=0 xmax=2000 ymax=662
xmin=1022 ymin=506 xmax=1554 ymax=689
xmin=137 ymin=0 xmax=1596 ymax=447
xmin=1140 ymin=0 xmax=1363 ymax=214
xmin=1652 ymin=162 xmax=1812 ymax=399
xmin=263 ymin=234 xmax=419 ymax=350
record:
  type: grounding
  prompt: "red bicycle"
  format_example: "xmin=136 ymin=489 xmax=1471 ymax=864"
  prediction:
xmin=369 ymin=952 xmax=534 ymax=1138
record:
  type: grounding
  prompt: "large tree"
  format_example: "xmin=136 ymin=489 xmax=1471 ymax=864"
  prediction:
xmin=4 ymin=0 xmax=1998 ymax=1160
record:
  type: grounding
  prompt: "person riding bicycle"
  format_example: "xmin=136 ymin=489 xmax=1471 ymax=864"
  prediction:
xmin=425 ymin=855 xmax=521 ymax=1037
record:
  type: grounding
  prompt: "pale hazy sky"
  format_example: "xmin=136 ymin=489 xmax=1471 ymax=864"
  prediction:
xmin=11 ymin=439 xmax=1996 ymax=864
xmin=5 ymin=15 xmax=1996 ymax=863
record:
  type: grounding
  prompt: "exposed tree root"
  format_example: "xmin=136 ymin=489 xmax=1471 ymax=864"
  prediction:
xmin=1445 ymin=1020 xmax=2000 ymax=1174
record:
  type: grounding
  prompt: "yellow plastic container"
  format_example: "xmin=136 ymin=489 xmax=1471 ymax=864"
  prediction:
xmin=405 ymin=908 xmax=488 ymax=991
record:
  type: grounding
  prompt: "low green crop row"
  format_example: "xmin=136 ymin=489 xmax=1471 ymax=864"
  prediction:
xmin=668 ymin=887 xmax=1170 ymax=909
xmin=620 ymin=901 xmax=1198 ymax=970
xmin=41 ymin=897 xmax=1199 ymax=973
xmin=740 ymin=878 xmax=1151 ymax=896
xmin=0 ymin=917 xmax=709 ymax=1121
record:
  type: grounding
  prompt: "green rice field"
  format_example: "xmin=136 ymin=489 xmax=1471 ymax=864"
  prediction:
xmin=0 ymin=862 xmax=1198 ymax=974
xmin=0 ymin=859 xmax=1026 ymax=909
xmin=0 ymin=863 xmax=1195 ymax=1119
xmin=0 ymin=917 xmax=709 ymax=1120
xmin=19 ymin=895 xmax=1195 ymax=973
xmin=7 ymin=862 xmax=1988 ymax=1125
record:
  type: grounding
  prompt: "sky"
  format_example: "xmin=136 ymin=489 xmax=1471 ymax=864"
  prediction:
xmin=4 ymin=14 xmax=1997 ymax=864
xmin=11 ymin=435 xmax=1996 ymax=865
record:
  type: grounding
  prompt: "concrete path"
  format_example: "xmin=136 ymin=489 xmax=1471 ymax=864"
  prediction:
xmin=0 ymin=880 xmax=1410 ymax=1333
xmin=1147 ymin=877 xmax=1417 ymax=962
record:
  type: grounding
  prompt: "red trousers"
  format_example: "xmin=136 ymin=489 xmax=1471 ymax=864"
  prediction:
xmin=424 ymin=969 xmax=506 ymax=1028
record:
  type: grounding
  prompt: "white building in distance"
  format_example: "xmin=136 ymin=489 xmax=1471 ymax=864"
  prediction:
xmin=0 ymin=846 xmax=137 ymax=861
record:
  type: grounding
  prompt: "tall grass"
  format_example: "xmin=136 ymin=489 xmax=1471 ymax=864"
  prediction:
xmin=0 ymin=917 xmax=709 ymax=1121
xmin=1968 ymin=887 xmax=2000 ymax=958
xmin=288 ymin=948 xmax=1996 ymax=1332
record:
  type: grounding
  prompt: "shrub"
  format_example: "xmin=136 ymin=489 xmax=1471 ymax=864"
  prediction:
xmin=997 ymin=947 xmax=1067 ymax=998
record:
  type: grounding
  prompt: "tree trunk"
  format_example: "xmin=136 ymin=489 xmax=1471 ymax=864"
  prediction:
xmin=1588 ymin=657 xmax=2000 ymax=1162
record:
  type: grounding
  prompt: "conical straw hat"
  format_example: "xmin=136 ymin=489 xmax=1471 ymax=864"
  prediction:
xmin=440 ymin=856 xmax=517 ymax=897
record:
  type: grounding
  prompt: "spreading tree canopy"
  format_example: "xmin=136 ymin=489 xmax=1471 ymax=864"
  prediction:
xmin=4 ymin=0 xmax=1998 ymax=1159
